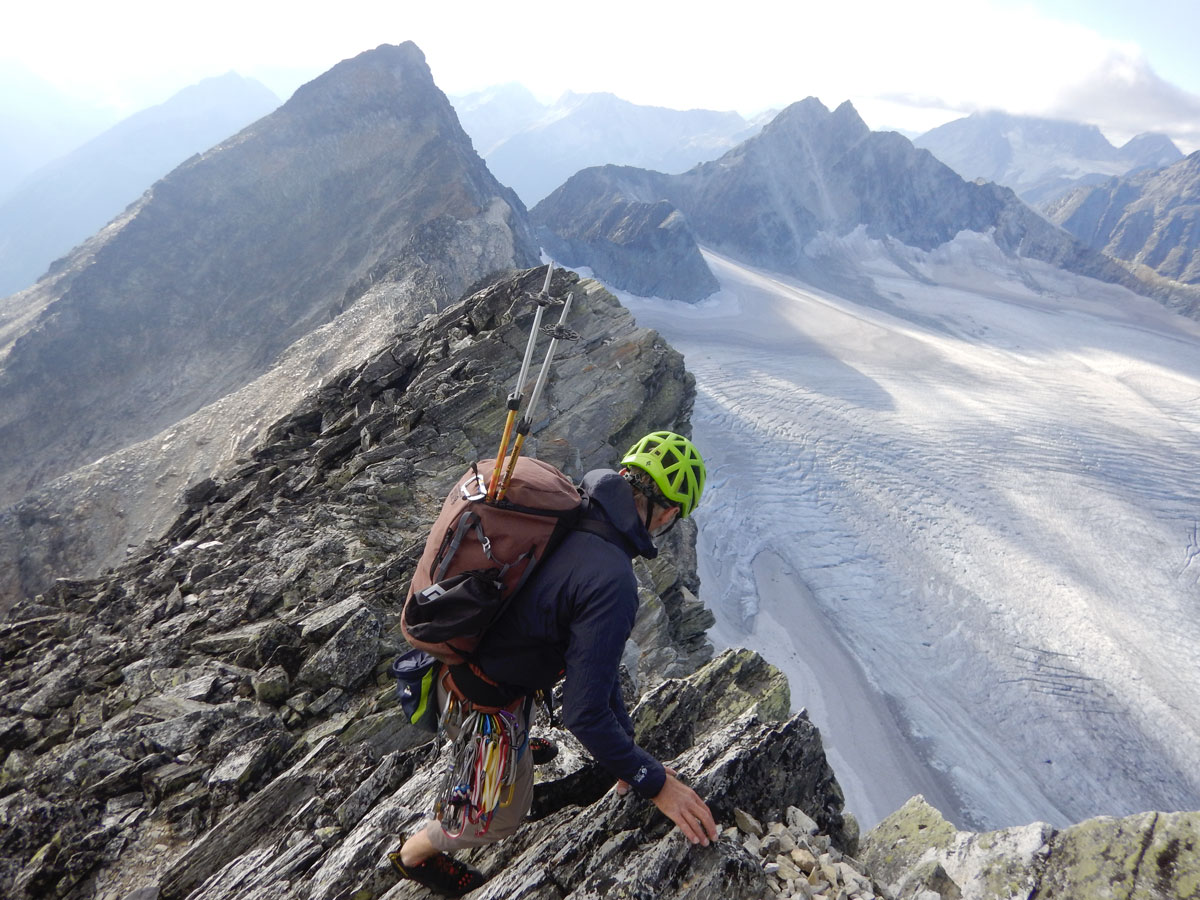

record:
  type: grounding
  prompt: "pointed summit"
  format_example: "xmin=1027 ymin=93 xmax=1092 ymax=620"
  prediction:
xmin=0 ymin=43 xmax=537 ymax=598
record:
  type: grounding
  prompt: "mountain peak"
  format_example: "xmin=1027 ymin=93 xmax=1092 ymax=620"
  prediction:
xmin=774 ymin=96 xmax=831 ymax=125
xmin=1117 ymin=131 xmax=1183 ymax=166
xmin=766 ymin=97 xmax=870 ymax=144
xmin=914 ymin=109 xmax=1186 ymax=206
xmin=158 ymin=71 xmax=280 ymax=114
xmin=832 ymin=99 xmax=871 ymax=132
xmin=287 ymin=42 xmax=436 ymax=112
xmin=0 ymin=40 xmax=538 ymax=586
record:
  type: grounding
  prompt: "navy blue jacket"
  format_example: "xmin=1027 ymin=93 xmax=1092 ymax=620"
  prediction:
xmin=472 ymin=469 xmax=667 ymax=798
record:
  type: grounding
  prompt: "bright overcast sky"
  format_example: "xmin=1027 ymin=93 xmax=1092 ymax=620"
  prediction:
xmin=4 ymin=0 xmax=1200 ymax=150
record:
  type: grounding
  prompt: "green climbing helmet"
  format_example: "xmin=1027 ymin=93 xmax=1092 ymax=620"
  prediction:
xmin=620 ymin=431 xmax=706 ymax=518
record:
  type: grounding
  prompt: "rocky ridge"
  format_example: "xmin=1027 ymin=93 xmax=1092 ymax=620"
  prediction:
xmin=1 ymin=268 xmax=1198 ymax=898
xmin=1045 ymin=150 xmax=1200 ymax=287
xmin=0 ymin=42 xmax=538 ymax=504
xmin=0 ymin=266 xmax=730 ymax=898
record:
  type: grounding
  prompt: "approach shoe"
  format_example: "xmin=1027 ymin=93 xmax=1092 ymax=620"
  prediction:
xmin=389 ymin=850 xmax=486 ymax=897
xmin=529 ymin=736 xmax=558 ymax=765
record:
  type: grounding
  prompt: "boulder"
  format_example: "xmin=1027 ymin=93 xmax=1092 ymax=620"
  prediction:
xmin=297 ymin=608 xmax=382 ymax=693
xmin=298 ymin=594 xmax=369 ymax=642
xmin=251 ymin=665 xmax=290 ymax=704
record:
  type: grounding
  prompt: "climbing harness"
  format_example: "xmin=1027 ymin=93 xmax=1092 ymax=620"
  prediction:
xmin=434 ymin=693 xmax=528 ymax=838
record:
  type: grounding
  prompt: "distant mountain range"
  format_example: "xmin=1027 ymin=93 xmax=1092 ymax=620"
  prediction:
xmin=1046 ymin=150 xmax=1200 ymax=286
xmin=452 ymin=85 xmax=771 ymax=205
xmin=0 ymin=61 xmax=118 ymax=200
xmin=914 ymin=110 xmax=1182 ymax=207
xmin=535 ymin=98 xmax=1157 ymax=305
xmin=0 ymin=72 xmax=281 ymax=298
xmin=5 ymin=52 xmax=1199 ymax=603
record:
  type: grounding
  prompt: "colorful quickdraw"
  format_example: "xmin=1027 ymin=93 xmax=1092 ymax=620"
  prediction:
xmin=435 ymin=696 xmax=526 ymax=838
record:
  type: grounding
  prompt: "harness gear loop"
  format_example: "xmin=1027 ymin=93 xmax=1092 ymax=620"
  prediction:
xmin=434 ymin=671 xmax=525 ymax=838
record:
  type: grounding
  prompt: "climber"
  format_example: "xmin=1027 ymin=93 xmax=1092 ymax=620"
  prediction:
xmin=391 ymin=431 xmax=718 ymax=897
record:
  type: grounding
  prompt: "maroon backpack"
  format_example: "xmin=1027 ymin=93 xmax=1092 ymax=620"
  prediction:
xmin=401 ymin=456 xmax=583 ymax=665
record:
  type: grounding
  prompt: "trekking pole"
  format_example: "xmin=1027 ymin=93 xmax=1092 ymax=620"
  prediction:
xmin=496 ymin=292 xmax=577 ymax=501
xmin=486 ymin=264 xmax=556 ymax=501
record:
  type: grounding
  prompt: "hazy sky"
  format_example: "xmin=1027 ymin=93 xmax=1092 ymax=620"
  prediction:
xmin=4 ymin=0 xmax=1200 ymax=150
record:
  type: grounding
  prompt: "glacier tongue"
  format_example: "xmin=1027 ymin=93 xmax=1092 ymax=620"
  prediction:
xmin=616 ymin=235 xmax=1200 ymax=832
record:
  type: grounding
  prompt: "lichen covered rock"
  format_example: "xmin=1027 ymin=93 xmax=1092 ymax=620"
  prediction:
xmin=861 ymin=795 xmax=1200 ymax=900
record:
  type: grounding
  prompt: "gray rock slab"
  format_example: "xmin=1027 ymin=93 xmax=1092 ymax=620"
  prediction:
xmin=297 ymin=607 xmax=381 ymax=693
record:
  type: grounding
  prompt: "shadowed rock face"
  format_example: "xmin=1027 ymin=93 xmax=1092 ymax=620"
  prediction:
xmin=0 ymin=41 xmax=538 ymax=512
xmin=1046 ymin=151 xmax=1200 ymax=286
xmin=532 ymin=171 xmax=719 ymax=303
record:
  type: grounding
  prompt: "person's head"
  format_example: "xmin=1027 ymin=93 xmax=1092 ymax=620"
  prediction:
xmin=619 ymin=431 xmax=706 ymax=537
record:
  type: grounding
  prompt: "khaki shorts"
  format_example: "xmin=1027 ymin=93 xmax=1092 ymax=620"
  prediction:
xmin=422 ymin=672 xmax=535 ymax=852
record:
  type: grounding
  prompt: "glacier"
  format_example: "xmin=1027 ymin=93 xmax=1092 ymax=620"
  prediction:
xmin=610 ymin=233 xmax=1200 ymax=832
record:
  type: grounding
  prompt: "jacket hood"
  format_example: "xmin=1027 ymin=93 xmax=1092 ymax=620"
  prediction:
xmin=580 ymin=468 xmax=658 ymax=559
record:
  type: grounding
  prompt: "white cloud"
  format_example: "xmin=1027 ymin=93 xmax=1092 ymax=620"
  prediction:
xmin=3 ymin=0 xmax=1198 ymax=150
xmin=1048 ymin=53 xmax=1200 ymax=151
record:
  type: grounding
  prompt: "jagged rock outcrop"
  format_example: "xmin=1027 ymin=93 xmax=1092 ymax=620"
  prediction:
xmin=861 ymin=795 xmax=1200 ymax=900
xmin=1045 ymin=150 xmax=1200 ymax=286
xmin=151 ymin=649 xmax=845 ymax=900
xmin=0 ymin=42 xmax=540 ymax=608
xmin=0 ymin=72 xmax=281 ymax=298
xmin=530 ymin=99 xmax=1200 ymax=318
xmin=0 ymin=265 xmax=723 ymax=898
xmin=532 ymin=171 xmax=718 ymax=302
xmin=914 ymin=110 xmax=1183 ymax=207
